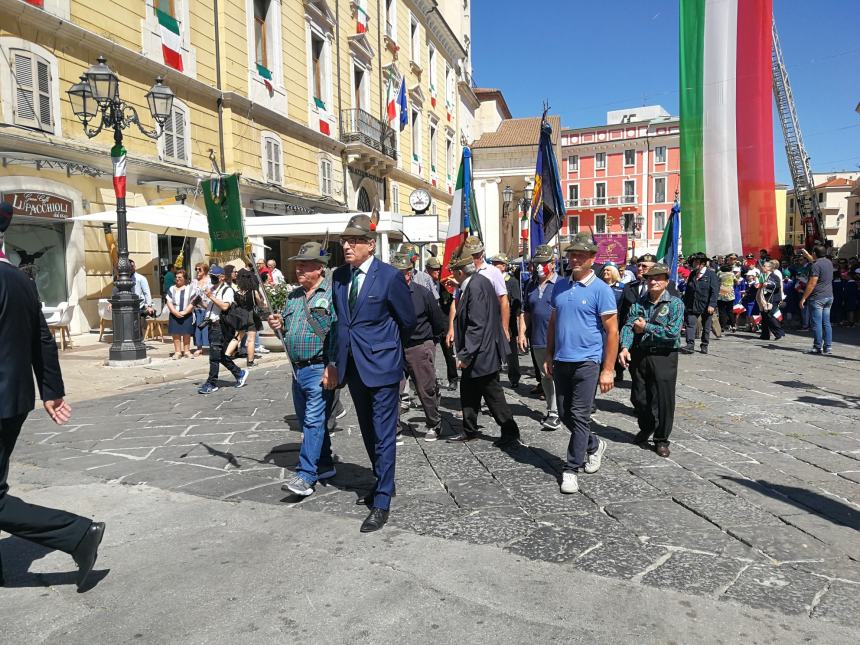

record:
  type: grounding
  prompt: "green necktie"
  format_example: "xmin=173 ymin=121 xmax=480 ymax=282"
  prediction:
xmin=348 ymin=268 xmax=361 ymax=311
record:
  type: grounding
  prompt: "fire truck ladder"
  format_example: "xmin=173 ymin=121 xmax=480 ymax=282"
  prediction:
xmin=772 ymin=17 xmax=825 ymax=248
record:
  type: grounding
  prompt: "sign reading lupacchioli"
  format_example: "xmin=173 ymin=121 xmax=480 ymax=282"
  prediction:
xmin=2 ymin=192 xmax=72 ymax=220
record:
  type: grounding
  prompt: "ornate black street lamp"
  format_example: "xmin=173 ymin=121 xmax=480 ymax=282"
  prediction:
xmin=68 ymin=57 xmax=174 ymax=362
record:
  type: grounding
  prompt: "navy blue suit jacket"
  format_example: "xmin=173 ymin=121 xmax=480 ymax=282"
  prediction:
xmin=332 ymin=257 xmax=417 ymax=387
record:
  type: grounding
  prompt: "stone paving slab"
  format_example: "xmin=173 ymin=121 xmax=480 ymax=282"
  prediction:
xmin=11 ymin=328 xmax=860 ymax=627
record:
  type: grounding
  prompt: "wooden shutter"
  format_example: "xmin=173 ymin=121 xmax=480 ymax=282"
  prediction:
xmin=12 ymin=51 xmax=53 ymax=131
xmin=272 ymin=140 xmax=281 ymax=183
xmin=163 ymin=111 xmax=176 ymax=160
xmin=174 ymin=106 xmax=187 ymax=162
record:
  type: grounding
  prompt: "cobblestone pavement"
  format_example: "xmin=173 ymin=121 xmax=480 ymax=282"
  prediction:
xmin=13 ymin=327 xmax=860 ymax=627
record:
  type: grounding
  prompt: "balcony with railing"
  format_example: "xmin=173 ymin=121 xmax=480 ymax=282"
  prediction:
xmin=566 ymin=195 xmax=638 ymax=209
xmin=340 ymin=108 xmax=398 ymax=173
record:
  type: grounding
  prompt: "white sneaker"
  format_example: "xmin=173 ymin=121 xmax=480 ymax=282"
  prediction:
xmin=583 ymin=439 xmax=606 ymax=474
xmin=560 ymin=472 xmax=579 ymax=494
xmin=256 ymin=346 xmax=270 ymax=354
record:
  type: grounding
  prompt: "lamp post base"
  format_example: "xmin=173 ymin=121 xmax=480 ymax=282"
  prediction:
xmin=108 ymin=292 xmax=148 ymax=362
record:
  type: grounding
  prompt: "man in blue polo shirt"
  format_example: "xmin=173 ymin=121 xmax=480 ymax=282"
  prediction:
xmin=545 ymin=234 xmax=619 ymax=494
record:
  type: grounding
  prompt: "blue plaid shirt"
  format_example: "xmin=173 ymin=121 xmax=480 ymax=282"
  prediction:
xmin=620 ymin=290 xmax=684 ymax=350
xmin=282 ymin=279 xmax=337 ymax=364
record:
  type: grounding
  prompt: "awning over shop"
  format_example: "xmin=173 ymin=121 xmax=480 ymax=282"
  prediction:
xmin=70 ymin=205 xmax=210 ymax=238
xmin=245 ymin=211 xmax=404 ymax=237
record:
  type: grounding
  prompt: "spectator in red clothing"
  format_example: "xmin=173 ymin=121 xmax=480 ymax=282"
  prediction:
xmin=255 ymin=258 xmax=272 ymax=285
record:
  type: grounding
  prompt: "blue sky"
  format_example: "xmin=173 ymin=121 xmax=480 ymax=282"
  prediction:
xmin=471 ymin=0 xmax=860 ymax=186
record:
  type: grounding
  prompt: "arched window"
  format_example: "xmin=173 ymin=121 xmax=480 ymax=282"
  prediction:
xmin=357 ymin=186 xmax=372 ymax=212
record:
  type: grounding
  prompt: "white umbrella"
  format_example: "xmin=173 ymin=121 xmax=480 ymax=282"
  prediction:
xmin=71 ymin=204 xmax=209 ymax=238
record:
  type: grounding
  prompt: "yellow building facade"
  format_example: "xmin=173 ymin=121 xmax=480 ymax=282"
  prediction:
xmin=0 ymin=0 xmax=470 ymax=333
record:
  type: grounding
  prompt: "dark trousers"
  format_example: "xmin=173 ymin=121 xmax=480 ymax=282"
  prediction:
xmin=346 ymin=359 xmax=398 ymax=511
xmin=685 ymin=312 xmax=713 ymax=348
xmin=530 ymin=347 xmax=542 ymax=383
xmin=629 ymin=350 xmax=678 ymax=443
xmin=440 ymin=339 xmax=458 ymax=381
xmin=759 ymin=308 xmax=784 ymax=340
xmin=460 ymin=372 xmax=519 ymax=439
xmin=507 ymin=333 xmax=520 ymax=385
xmin=206 ymin=322 xmax=242 ymax=385
xmin=0 ymin=414 xmax=91 ymax=556
xmin=553 ymin=360 xmax=600 ymax=471
xmin=717 ymin=300 xmax=734 ymax=330
xmin=403 ymin=340 xmax=440 ymax=427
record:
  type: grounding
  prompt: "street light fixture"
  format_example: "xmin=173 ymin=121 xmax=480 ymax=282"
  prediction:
xmin=503 ymin=184 xmax=513 ymax=205
xmin=67 ymin=56 xmax=174 ymax=363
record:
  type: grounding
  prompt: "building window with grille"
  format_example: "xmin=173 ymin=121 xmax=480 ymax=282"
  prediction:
xmin=320 ymin=158 xmax=332 ymax=196
xmin=654 ymin=177 xmax=666 ymax=203
xmin=261 ymin=133 xmax=282 ymax=184
xmin=10 ymin=49 xmax=54 ymax=133
xmin=624 ymin=149 xmax=635 ymax=167
xmin=654 ymin=146 xmax=666 ymax=164
xmin=595 ymin=214 xmax=607 ymax=233
xmin=160 ymin=102 xmax=190 ymax=165
xmin=568 ymin=155 xmax=578 ymax=173
xmin=595 ymin=152 xmax=606 ymax=170
xmin=653 ymin=211 xmax=666 ymax=232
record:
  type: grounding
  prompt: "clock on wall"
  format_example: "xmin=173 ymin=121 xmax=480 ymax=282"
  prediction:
xmin=408 ymin=188 xmax=432 ymax=213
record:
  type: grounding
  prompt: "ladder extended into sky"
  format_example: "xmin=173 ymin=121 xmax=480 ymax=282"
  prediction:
xmin=771 ymin=17 xmax=825 ymax=249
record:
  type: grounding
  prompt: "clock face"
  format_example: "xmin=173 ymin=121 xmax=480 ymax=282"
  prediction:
xmin=409 ymin=189 xmax=432 ymax=212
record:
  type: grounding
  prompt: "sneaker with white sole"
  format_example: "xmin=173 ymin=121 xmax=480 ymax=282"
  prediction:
xmin=256 ymin=346 xmax=271 ymax=354
xmin=542 ymin=415 xmax=562 ymax=431
xmin=424 ymin=426 xmax=440 ymax=442
xmin=583 ymin=439 xmax=606 ymax=474
xmin=282 ymin=474 xmax=313 ymax=496
xmin=235 ymin=369 xmax=249 ymax=388
xmin=560 ymin=471 xmax=579 ymax=494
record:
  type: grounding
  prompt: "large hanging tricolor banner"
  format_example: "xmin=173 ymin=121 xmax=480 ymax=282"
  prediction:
xmin=679 ymin=0 xmax=777 ymax=257
xmin=156 ymin=8 xmax=184 ymax=72
xmin=442 ymin=147 xmax=482 ymax=277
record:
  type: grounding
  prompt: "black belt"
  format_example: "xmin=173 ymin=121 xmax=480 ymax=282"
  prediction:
xmin=638 ymin=346 xmax=678 ymax=355
xmin=293 ymin=356 xmax=325 ymax=369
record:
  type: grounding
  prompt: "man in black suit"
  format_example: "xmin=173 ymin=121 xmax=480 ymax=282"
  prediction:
xmin=0 ymin=202 xmax=105 ymax=591
xmin=682 ymin=252 xmax=719 ymax=354
xmin=448 ymin=252 xmax=520 ymax=448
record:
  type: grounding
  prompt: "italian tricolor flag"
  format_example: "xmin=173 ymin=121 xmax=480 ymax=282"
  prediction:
xmin=442 ymin=147 xmax=482 ymax=278
xmin=156 ymin=8 xmax=184 ymax=72
xmin=679 ymin=0 xmax=777 ymax=257
xmin=111 ymin=144 xmax=127 ymax=199
xmin=356 ymin=4 xmax=369 ymax=34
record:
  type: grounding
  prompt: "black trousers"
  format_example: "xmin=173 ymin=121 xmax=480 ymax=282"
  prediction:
xmin=759 ymin=308 xmax=784 ymax=340
xmin=717 ymin=300 xmax=734 ymax=330
xmin=629 ymin=349 xmax=678 ymax=443
xmin=507 ymin=333 xmax=520 ymax=385
xmin=553 ymin=360 xmax=600 ymax=471
xmin=0 ymin=414 xmax=91 ymax=556
xmin=460 ymin=372 xmax=519 ymax=439
xmin=207 ymin=322 xmax=242 ymax=385
xmin=685 ymin=311 xmax=713 ymax=347
xmin=440 ymin=339 xmax=458 ymax=381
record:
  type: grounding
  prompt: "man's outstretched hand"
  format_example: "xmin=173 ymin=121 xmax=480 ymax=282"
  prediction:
xmin=44 ymin=398 xmax=72 ymax=425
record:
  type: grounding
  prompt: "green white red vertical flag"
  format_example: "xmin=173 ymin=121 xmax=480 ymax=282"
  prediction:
xmin=111 ymin=144 xmax=127 ymax=199
xmin=156 ymin=8 xmax=184 ymax=72
xmin=356 ymin=4 xmax=369 ymax=33
xmin=679 ymin=0 xmax=777 ymax=257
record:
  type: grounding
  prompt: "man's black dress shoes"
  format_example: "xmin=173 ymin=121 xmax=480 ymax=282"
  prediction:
xmin=72 ymin=521 xmax=105 ymax=591
xmin=493 ymin=435 xmax=521 ymax=449
xmin=360 ymin=508 xmax=389 ymax=532
xmin=446 ymin=431 xmax=477 ymax=443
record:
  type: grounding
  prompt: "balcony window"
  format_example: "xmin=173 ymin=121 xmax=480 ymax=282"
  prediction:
xmin=568 ymin=216 xmax=580 ymax=233
xmin=595 ymin=214 xmax=606 ymax=233
xmin=353 ymin=64 xmax=369 ymax=112
xmin=411 ymin=108 xmax=422 ymax=165
xmin=445 ymin=63 xmax=454 ymax=107
xmin=623 ymin=180 xmax=635 ymax=204
xmin=428 ymin=44 xmax=436 ymax=95
xmin=254 ymin=0 xmax=271 ymax=70
xmin=568 ymin=155 xmax=578 ymax=172
xmin=654 ymin=145 xmax=666 ymax=164
xmin=595 ymin=152 xmax=606 ymax=170
xmin=654 ymin=177 xmax=666 ymax=203
xmin=624 ymin=149 xmax=635 ymax=167
xmin=567 ymin=184 xmax=579 ymax=206
xmin=311 ymin=35 xmax=325 ymax=107
xmin=445 ymin=137 xmax=453 ymax=180
xmin=385 ymin=0 xmax=396 ymax=41
xmin=320 ymin=158 xmax=332 ymax=196
xmin=410 ymin=15 xmax=420 ymax=64
xmin=595 ymin=182 xmax=606 ymax=206
xmin=429 ymin=122 xmax=438 ymax=172
xmin=653 ymin=211 xmax=666 ymax=232
xmin=262 ymin=133 xmax=282 ymax=184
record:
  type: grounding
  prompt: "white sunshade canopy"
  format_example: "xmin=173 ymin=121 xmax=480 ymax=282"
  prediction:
xmin=70 ymin=204 xmax=210 ymax=238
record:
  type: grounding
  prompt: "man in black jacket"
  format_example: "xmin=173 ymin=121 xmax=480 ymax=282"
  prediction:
xmin=490 ymin=253 xmax=526 ymax=388
xmin=0 ymin=204 xmax=105 ymax=591
xmin=682 ymin=252 xmax=719 ymax=354
xmin=392 ymin=255 xmax=447 ymax=441
xmin=448 ymin=252 xmax=520 ymax=447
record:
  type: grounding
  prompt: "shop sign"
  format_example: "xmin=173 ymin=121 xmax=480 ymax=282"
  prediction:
xmin=2 ymin=192 xmax=72 ymax=220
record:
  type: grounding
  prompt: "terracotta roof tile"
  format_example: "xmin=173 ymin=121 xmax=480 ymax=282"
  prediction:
xmin=472 ymin=115 xmax=561 ymax=149
xmin=815 ymin=177 xmax=855 ymax=189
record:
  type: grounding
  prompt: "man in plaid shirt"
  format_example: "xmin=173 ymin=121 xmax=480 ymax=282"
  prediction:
xmin=619 ymin=263 xmax=684 ymax=458
xmin=269 ymin=242 xmax=338 ymax=497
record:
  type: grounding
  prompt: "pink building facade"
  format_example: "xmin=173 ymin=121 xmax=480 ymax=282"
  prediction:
xmin=559 ymin=108 xmax=680 ymax=257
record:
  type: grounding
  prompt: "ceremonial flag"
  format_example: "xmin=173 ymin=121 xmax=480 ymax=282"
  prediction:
xmin=680 ymin=0 xmax=777 ymax=257
xmin=442 ymin=147 xmax=482 ymax=276
xmin=203 ymin=174 xmax=245 ymax=252
xmin=356 ymin=3 xmax=370 ymax=33
xmin=397 ymin=78 xmax=408 ymax=131
xmin=385 ymin=76 xmax=397 ymax=125
xmin=156 ymin=8 xmax=184 ymax=72
xmin=257 ymin=63 xmax=273 ymax=94
xmin=111 ymin=143 xmax=127 ymax=199
xmin=528 ymin=115 xmax=565 ymax=256
xmin=656 ymin=197 xmax=681 ymax=283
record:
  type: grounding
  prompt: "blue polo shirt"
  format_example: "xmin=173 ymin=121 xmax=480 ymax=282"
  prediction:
xmin=550 ymin=271 xmax=617 ymax=363
xmin=524 ymin=274 xmax=557 ymax=348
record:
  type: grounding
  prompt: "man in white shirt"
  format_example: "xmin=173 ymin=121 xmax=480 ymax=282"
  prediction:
xmin=111 ymin=260 xmax=155 ymax=317
xmin=198 ymin=265 xmax=248 ymax=394
xmin=267 ymin=259 xmax=286 ymax=284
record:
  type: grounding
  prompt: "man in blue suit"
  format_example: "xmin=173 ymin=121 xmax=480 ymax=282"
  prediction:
xmin=332 ymin=214 xmax=416 ymax=532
